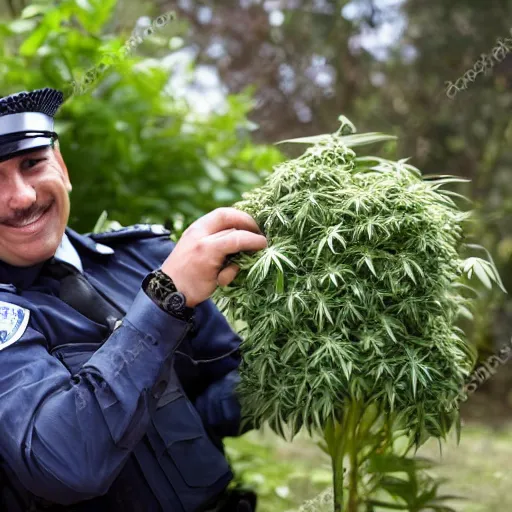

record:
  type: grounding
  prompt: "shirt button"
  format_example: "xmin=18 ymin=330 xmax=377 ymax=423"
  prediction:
xmin=95 ymin=243 xmax=114 ymax=255
xmin=150 ymin=224 xmax=167 ymax=235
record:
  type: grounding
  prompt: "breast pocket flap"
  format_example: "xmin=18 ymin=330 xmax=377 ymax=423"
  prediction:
xmin=151 ymin=394 xmax=230 ymax=488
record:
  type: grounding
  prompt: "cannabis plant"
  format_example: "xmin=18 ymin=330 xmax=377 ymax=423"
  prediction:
xmin=214 ymin=116 xmax=504 ymax=511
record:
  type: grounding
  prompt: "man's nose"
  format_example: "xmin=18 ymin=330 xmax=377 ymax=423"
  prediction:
xmin=7 ymin=173 xmax=37 ymax=210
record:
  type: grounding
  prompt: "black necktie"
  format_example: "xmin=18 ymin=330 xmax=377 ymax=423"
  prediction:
xmin=43 ymin=258 xmax=122 ymax=332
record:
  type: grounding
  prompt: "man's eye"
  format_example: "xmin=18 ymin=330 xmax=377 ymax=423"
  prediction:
xmin=21 ymin=158 xmax=45 ymax=170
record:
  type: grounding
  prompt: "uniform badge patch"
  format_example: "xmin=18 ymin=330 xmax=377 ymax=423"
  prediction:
xmin=0 ymin=301 xmax=30 ymax=351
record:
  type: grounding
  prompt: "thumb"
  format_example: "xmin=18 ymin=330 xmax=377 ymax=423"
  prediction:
xmin=217 ymin=263 xmax=240 ymax=287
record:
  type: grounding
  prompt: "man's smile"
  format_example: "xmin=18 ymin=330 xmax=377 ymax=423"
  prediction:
xmin=1 ymin=200 xmax=55 ymax=235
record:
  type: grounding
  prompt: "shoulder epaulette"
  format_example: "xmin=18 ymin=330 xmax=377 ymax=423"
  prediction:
xmin=0 ymin=284 xmax=17 ymax=294
xmin=88 ymin=224 xmax=171 ymax=242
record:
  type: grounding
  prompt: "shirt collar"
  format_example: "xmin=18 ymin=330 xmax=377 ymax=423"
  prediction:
xmin=54 ymin=232 xmax=83 ymax=273
xmin=0 ymin=227 xmax=115 ymax=290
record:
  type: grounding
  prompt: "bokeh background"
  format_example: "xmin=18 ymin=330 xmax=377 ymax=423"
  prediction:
xmin=1 ymin=0 xmax=512 ymax=510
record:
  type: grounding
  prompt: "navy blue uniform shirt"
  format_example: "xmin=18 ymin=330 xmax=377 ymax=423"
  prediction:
xmin=0 ymin=225 xmax=243 ymax=512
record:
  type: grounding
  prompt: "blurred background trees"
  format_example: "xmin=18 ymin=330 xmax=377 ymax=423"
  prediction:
xmin=0 ymin=0 xmax=284 ymax=232
xmin=1 ymin=0 xmax=512 ymax=509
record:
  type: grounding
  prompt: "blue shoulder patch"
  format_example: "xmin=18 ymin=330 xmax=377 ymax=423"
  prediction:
xmin=89 ymin=224 xmax=170 ymax=241
xmin=0 ymin=301 xmax=30 ymax=351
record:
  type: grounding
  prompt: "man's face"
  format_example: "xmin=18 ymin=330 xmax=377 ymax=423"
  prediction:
xmin=0 ymin=145 xmax=71 ymax=267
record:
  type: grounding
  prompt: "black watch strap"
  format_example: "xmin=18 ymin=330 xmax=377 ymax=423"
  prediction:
xmin=142 ymin=270 xmax=195 ymax=322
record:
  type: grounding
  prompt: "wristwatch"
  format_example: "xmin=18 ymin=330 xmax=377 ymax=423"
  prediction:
xmin=142 ymin=269 xmax=195 ymax=323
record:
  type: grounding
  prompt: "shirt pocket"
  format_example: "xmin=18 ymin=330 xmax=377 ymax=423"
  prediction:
xmin=147 ymin=389 xmax=231 ymax=490
xmin=50 ymin=342 xmax=101 ymax=374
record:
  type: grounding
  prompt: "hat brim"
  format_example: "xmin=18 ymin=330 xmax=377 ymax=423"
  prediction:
xmin=0 ymin=136 xmax=54 ymax=162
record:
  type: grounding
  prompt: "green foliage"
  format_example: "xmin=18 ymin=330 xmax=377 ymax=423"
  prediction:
xmin=226 ymin=423 xmax=512 ymax=512
xmin=225 ymin=433 xmax=332 ymax=511
xmin=172 ymin=0 xmax=512 ymax=362
xmin=216 ymin=115 xmax=498 ymax=442
xmin=366 ymin=454 xmax=462 ymax=512
xmin=330 ymin=406 xmax=462 ymax=511
xmin=215 ymin=116 xmax=503 ymax=510
xmin=226 ymin=428 xmax=462 ymax=512
xmin=0 ymin=0 xmax=283 ymax=232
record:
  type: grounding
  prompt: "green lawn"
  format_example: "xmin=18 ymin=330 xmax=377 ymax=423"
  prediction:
xmin=225 ymin=421 xmax=512 ymax=511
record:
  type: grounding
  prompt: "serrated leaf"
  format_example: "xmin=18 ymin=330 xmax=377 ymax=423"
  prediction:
xmin=473 ymin=260 xmax=492 ymax=289
xmin=364 ymin=256 xmax=377 ymax=277
xmin=276 ymin=132 xmax=397 ymax=147
xmin=464 ymin=244 xmax=507 ymax=292
xmin=403 ymin=261 xmax=417 ymax=284
xmin=275 ymin=134 xmax=334 ymax=145
xmin=339 ymin=132 xmax=398 ymax=147
xmin=275 ymin=269 xmax=284 ymax=294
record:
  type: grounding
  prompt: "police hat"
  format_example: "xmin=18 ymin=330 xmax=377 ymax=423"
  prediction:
xmin=0 ymin=88 xmax=63 ymax=162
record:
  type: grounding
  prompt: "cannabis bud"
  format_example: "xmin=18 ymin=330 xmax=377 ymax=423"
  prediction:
xmin=214 ymin=115 xmax=502 ymax=460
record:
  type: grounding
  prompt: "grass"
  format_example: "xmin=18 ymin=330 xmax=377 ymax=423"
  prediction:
xmin=225 ymin=421 xmax=512 ymax=511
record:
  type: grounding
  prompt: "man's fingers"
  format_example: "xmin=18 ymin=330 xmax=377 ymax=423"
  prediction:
xmin=207 ymin=229 xmax=267 ymax=257
xmin=195 ymin=208 xmax=263 ymax=237
xmin=217 ymin=263 xmax=240 ymax=287
xmin=208 ymin=228 xmax=236 ymax=240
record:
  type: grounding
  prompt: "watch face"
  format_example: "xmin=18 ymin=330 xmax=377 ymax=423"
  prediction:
xmin=163 ymin=292 xmax=186 ymax=313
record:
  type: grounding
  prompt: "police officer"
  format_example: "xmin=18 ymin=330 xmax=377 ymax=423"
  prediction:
xmin=0 ymin=88 xmax=267 ymax=511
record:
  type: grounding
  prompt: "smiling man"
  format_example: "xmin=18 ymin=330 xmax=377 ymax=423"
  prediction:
xmin=0 ymin=88 xmax=267 ymax=512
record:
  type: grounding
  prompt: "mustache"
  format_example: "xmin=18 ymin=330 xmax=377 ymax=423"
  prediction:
xmin=1 ymin=200 xmax=54 ymax=227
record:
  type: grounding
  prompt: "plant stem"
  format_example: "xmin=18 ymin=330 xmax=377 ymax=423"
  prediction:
xmin=347 ymin=402 xmax=360 ymax=512
xmin=324 ymin=416 xmax=346 ymax=512
xmin=332 ymin=436 xmax=344 ymax=512
xmin=326 ymin=402 xmax=362 ymax=512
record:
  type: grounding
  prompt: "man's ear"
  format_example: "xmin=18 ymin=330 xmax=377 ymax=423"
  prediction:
xmin=52 ymin=144 xmax=72 ymax=192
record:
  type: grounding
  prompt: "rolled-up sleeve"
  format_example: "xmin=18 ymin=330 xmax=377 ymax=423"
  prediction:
xmin=0 ymin=288 xmax=192 ymax=505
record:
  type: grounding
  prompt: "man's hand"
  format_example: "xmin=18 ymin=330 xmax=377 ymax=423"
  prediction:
xmin=161 ymin=207 xmax=267 ymax=307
